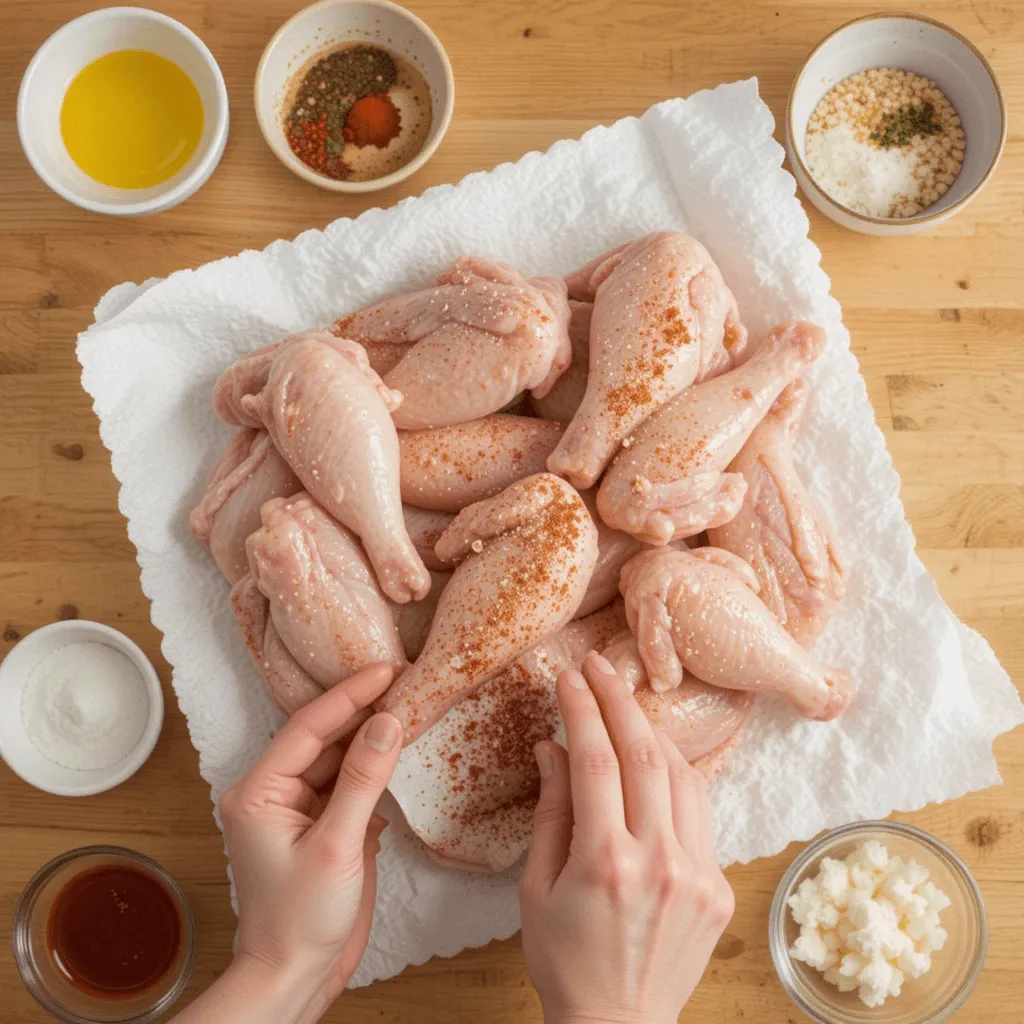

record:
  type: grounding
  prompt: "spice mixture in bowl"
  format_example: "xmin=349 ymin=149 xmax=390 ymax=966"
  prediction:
xmin=255 ymin=0 xmax=454 ymax=193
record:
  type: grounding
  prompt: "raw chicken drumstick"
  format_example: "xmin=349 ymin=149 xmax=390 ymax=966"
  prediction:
xmin=239 ymin=332 xmax=431 ymax=604
xmin=548 ymin=232 xmax=748 ymax=488
xmin=244 ymin=494 xmax=406 ymax=686
xmin=532 ymin=299 xmax=592 ymax=422
xmin=331 ymin=257 xmax=572 ymax=430
xmin=399 ymin=415 xmax=565 ymax=512
xmin=598 ymin=319 xmax=827 ymax=544
xmin=402 ymin=505 xmax=455 ymax=572
xmin=377 ymin=473 xmax=599 ymax=744
xmin=619 ymin=547 xmax=856 ymax=720
xmin=708 ymin=378 xmax=847 ymax=646
xmin=189 ymin=429 xmax=300 ymax=584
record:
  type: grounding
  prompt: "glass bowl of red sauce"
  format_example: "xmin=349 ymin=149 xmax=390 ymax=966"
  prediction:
xmin=12 ymin=846 xmax=196 ymax=1023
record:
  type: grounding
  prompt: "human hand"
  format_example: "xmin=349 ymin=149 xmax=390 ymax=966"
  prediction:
xmin=217 ymin=663 xmax=402 ymax=1020
xmin=519 ymin=652 xmax=735 ymax=1024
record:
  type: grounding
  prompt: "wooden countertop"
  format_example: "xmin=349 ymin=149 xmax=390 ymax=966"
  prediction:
xmin=2 ymin=1 xmax=1022 ymax=1020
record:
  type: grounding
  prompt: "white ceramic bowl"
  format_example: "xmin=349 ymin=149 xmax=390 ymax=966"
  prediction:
xmin=786 ymin=13 xmax=1006 ymax=235
xmin=0 ymin=621 xmax=164 ymax=797
xmin=255 ymin=0 xmax=455 ymax=192
xmin=18 ymin=7 xmax=229 ymax=216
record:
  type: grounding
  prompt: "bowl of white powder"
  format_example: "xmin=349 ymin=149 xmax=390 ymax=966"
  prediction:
xmin=0 ymin=620 xmax=164 ymax=796
xmin=770 ymin=821 xmax=987 ymax=1023
xmin=786 ymin=13 xmax=1005 ymax=235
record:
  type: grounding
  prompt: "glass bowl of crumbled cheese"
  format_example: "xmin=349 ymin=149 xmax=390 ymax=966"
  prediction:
xmin=0 ymin=620 xmax=164 ymax=796
xmin=769 ymin=821 xmax=987 ymax=1024
xmin=786 ymin=13 xmax=1005 ymax=235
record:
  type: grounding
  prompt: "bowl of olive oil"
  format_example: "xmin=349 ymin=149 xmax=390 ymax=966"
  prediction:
xmin=18 ymin=7 xmax=229 ymax=216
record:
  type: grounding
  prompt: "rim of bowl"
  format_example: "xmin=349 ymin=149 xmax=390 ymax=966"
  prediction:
xmin=0 ymin=620 xmax=165 ymax=797
xmin=785 ymin=11 xmax=1007 ymax=227
xmin=12 ymin=845 xmax=197 ymax=1024
xmin=17 ymin=6 xmax=230 ymax=217
xmin=769 ymin=820 xmax=989 ymax=1024
xmin=254 ymin=0 xmax=455 ymax=193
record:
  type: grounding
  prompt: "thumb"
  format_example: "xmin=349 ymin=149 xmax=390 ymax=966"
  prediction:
xmin=520 ymin=741 xmax=573 ymax=895
xmin=313 ymin=712 xmax=402 ymax=853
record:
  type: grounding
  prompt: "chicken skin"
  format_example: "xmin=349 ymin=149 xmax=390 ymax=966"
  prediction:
xmin=331 ymin=257 xmax=572 ymax=430
xmin=532 ymin=299 xmax=592 ymax=422
xmin=239 ymin=332 xmax=430 ymax=604
xmin=244 ymin=494 xmax=406 ymax=689
xmin=391 ymin=571 xmax=450 ymax=661
xmin=548 ymin=233 xmax=747 ymax=489
xmin=708 ymin=379 xmax=847 ymax=647
xmin=573 ymin=489 xmax=647 ymax=618
xmin=378 ymin=473 xmax=599 ymax=744
xmin=402 ymin=505 xmax=455 ymax=572
xmin=189 ymin=429 xmax=301 ymax=584
xmin=600 ymin=629 xmax=753 ymax=774
xmin=620 ymin=547 xmax=855 ymax=720
xmin=399 ymin=415 xmax=565 ymax=512
xmin=598 ymin=319 xmax=827 ymax=544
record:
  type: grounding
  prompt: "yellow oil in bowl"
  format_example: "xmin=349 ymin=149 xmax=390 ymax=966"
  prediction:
xmin=60 ymin=50 xmax=204 ymax=190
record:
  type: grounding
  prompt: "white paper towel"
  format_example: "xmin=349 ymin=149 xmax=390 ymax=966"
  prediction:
xmin=78 ymin=80 xmax=1023 ymax=986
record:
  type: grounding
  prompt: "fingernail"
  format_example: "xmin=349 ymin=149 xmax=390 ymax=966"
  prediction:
xmin=586 ymin=651 xmax=615 ymax=675
xmin=535 ymin=743 xmax=554 ymax=778
xmin=364 ymin=713 xmax=401 ymax=752
xmin=561 ymin=668 xmax=588 ymax=690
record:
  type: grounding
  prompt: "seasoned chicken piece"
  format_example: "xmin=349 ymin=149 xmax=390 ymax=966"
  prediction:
xmin=548 ymin=233 xmax=747 ymax=488
xmin=399 ymin=415 xmax=565 ymax=512
xmin=331 ymin=257 xmax=572 ymax=430
xmin=402 ymin=505 xmax=455 ymax=572
xmin=378 ymin=473 xmax=599 ymax=744
xmin=600 ymin=630 xmax=753 ymax=774
xmin=189 ymin=429 xmax=301 ymax=584
xmin=708 ymin=379 xmax=847 ymax=646
xmin=240 ymin=332 xmax=430 ymax=604
xmin=598 ymin=320 xmax=827 ymax=544
xmin=245 ymin=493 xmax=406 ymax=690
xmin=230 ymin=574 xmax=325 ymax=715
xmin=532 ymin=299 xmax=592 ymax=422
xmin=391 ymin=571 xmax=450 ymax=661
xmin=573 ymin=489 xmax=647 ymax=618
xmin=620 ymin=547 xmax=855 ymax=720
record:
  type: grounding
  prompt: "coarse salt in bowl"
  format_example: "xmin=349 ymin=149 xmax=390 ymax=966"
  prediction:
xmin=786 ymin=13 xmax=1006 ymax=235
xmin=0 ymin=620 xmax=164 ymax=796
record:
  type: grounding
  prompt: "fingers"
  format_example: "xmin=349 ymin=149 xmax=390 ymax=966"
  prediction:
xmin=557 ymin=668 xmax=626 ymax=839
xmin=581 ymin=652 xmax=672 ymax=838
xmin=313 ymin=712 xmax=403 ymax=851
xmin=653 ymin=728 xmax=715 ymax=865
xmin=335 ymin=825 xmax=387 ymax=984
xmin=521 ymin=741 xmax=573 ymax=892
xmin=252 ymin=664 xmax=395 ymax=784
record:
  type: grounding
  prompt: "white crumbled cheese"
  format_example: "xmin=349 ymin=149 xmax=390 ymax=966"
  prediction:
xmin=788 ymin=840 xmax=950 ymax=1008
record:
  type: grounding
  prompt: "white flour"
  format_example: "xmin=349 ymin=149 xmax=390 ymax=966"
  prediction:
xmin=20 ymin=642 xmax=150 ymax=770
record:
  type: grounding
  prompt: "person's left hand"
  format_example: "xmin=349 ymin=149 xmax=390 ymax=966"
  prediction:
xmin=218 ymin=663 xmax=403 ymax=1018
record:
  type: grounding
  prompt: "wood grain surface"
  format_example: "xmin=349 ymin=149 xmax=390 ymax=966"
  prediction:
xmin=2 ymin=1 xmax=1022 ymax=1021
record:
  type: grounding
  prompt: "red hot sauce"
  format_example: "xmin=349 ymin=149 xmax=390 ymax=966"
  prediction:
xmin=47 ymin=865 xmax=181 ymax=998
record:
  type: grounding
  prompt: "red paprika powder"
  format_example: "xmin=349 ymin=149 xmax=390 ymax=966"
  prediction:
xmin=343 ymin=94 xmax=402 ymax=149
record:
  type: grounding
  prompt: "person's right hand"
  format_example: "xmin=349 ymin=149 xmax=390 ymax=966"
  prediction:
xmin=519 ymin=651 xmax=735 ymax=1024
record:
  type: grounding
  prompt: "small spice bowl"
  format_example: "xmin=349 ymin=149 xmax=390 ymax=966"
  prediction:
xmin=18 ymin=7 xmax=229 ymax=216
xmin=769 ymin=821 xmax=987 ymax=1024
xmin=13 ymin=846 xmax=196 ymax=1024
xmin=786 ymin=13 xmax=1006 ymax=235
xmin=255 ymin=0 xmax=455 ymax=192
xmin=0 ymin=621 xmax=164 ymax=797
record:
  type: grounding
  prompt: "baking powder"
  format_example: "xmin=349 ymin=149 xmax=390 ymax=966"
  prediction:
xmin=21 ymin=642 xmax=150 ymax=770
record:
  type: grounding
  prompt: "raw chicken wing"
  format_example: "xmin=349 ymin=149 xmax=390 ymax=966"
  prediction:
xmin=620 ymin=547 xmax=855 ymax=720
xmin=378 ymin=473 xmax=599 ymax=744
xmin=532 ymin=299 xmax=592 ymax=421
xmin=189 ymin=429 xmax=300 ymax=583
xmin=708 ymin=378 xmax=847 ymax=646
xmin=245 ymin=494 xmax=406 ymax=688
xmin=242 ymin=332 xmax=430 ymax=603
xmin=332 ymin=257 xmax=572 ymax=429
xmin=598 ymin=319 xmax=827 ymax=543
xmin=548 ymin=232 xmax=747 ymax=488
xmin=399 ymin=415 xmax=565 ymax=511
